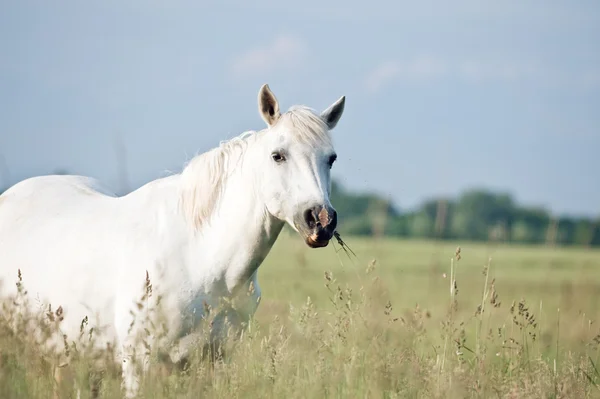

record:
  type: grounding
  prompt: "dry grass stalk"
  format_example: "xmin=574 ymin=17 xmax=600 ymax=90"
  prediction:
xmin=0 ymin=243 xmax=599 ymax=398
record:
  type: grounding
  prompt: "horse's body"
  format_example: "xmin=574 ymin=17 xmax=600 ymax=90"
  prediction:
xmin=0 ymin=84 xmax=345 ymax=397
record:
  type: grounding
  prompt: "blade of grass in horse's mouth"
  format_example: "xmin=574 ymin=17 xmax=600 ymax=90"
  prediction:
xmin=333 ymin=231 xmax=357 ymax=259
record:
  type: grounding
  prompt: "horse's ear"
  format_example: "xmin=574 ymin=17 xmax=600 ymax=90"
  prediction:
xmin=258 ymin=84 xmax=281 ymax=127
xmin=320 ymin=95 xmax=346 ymax=130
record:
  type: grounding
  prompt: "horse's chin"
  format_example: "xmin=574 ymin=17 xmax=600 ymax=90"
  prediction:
xmin=305 ymin=235 xmax=330 ymax=248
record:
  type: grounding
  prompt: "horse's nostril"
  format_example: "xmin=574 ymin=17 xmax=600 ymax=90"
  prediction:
xmin=303 ymin=208 xmax=317 ymax=229
xmin=303 ymin=206 xmax=336 ymax=232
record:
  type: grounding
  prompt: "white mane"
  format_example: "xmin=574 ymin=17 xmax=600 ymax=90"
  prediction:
xmin=178 ymin=105 xmax=332 ymax=231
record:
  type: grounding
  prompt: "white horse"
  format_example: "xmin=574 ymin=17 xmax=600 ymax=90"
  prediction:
xmin=0 ymin=84 xmax=345 ymax=397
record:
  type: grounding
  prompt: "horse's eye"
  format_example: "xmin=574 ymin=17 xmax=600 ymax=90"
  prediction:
xmin=271 ymin=152 xmax=286 ymax=163
xmin=327 ymin=154 xmax=337 ymax=168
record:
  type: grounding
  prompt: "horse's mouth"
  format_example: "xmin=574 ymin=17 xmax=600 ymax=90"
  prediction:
xmin=293 ymin=221 xmax=332 ymax=248
xmin=305 ymin=235 xmax=330 ymax=248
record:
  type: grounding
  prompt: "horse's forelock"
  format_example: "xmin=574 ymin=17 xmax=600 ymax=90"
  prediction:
xmin=282 ymin=106 xmax=333 ymax=148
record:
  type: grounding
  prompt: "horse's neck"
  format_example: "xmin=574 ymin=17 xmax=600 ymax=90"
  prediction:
xmin=185 ymin=170 xmax=284 ymax=295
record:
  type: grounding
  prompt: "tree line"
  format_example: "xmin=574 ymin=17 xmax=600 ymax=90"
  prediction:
xmin=1 ymin=177 xmax=598 ymax=247
xmin=330 ymin=181 xmax=600 ymax=247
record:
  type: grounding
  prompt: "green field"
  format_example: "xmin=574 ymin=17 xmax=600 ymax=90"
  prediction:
xmin=2 ymin=234 xmax=600 ymax=398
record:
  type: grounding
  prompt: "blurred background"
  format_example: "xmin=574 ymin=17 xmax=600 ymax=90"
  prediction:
xmin=1 ymin=0 xmax=598 ymax=246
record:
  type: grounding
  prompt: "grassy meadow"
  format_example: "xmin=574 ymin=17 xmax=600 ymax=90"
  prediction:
xmin=2 ymin=232 xmax=600 ymax=398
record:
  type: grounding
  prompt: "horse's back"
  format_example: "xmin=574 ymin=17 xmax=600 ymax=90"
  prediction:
xmin=1 ymin=174 xmax=116 ymax=203
xmin=0 ymin=175 xmax=122 ymax=341
xmin=0 ymin=174 xmax=118 ymax=251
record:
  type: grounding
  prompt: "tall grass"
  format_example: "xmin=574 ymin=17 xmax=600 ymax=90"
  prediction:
xmin=1 ymin=236 xmax=600 ymax=398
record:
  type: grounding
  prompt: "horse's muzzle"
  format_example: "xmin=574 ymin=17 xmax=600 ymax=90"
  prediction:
xmin=295 ymin=205 xmax=337 ymax=248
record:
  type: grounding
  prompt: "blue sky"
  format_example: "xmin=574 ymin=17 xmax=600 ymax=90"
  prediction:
xmin=1 ymin=0 xmax=598 ymax=217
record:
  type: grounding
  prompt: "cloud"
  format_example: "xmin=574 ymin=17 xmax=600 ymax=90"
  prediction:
xmin=364 ymin=55 xmax=573 ymax=93
xmin=230 ymin=35 xmax=309 ymax=79
xmin=363 ymin=62 xmax=401 ymax=94
xmin=457 ymin=59 xmax=540 ymax=83
xmin=364 ymin=55 xmax=448 ymax=93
